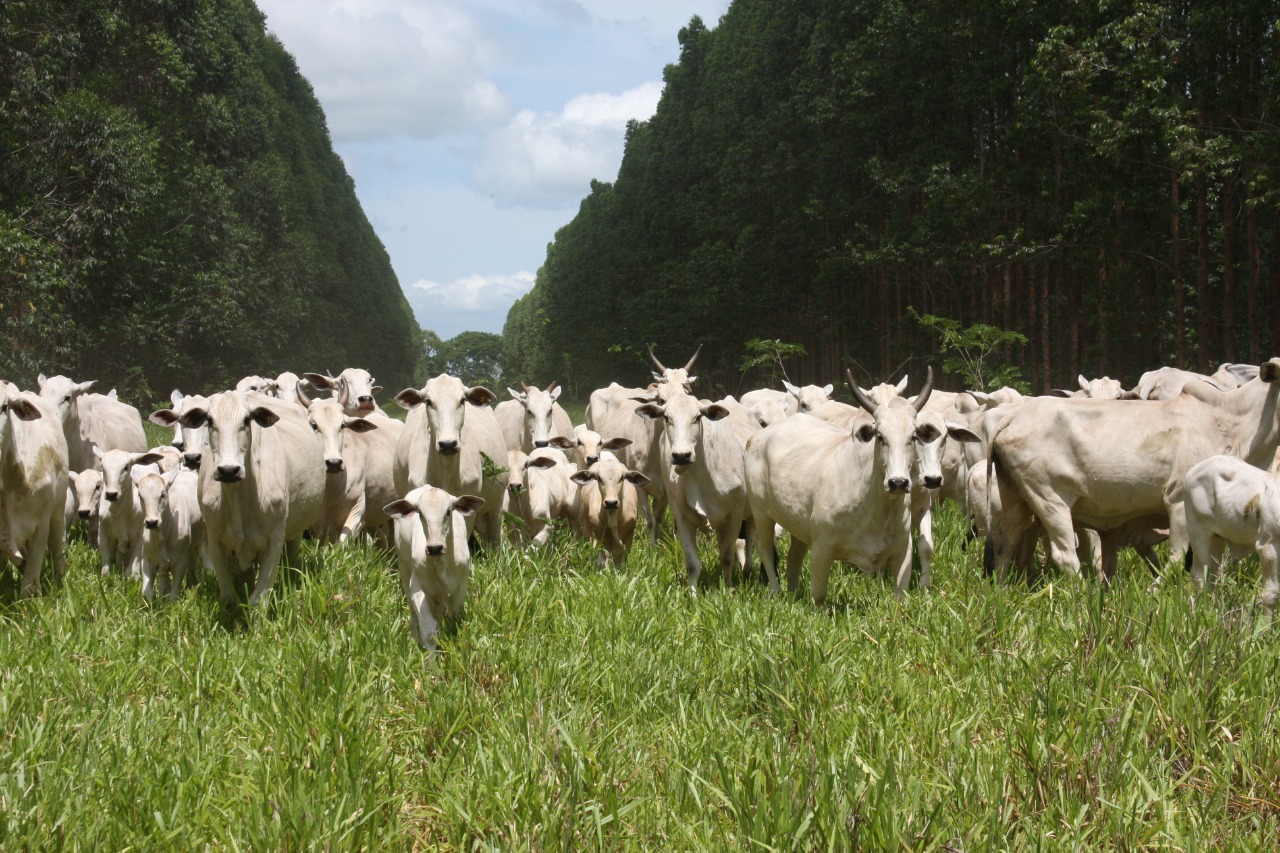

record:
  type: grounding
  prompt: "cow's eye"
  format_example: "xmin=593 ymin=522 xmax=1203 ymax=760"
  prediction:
xmin=310 ymin=422 xmax=319 ymax=432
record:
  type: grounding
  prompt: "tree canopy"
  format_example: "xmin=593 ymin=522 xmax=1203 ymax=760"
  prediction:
xmin=0 ymin=0 xmax=421 ymax=398
xmin=504 ymin=0 xmax=1280 ymax=394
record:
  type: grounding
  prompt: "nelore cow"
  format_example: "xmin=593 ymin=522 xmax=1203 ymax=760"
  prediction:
xmin=136 ymin=468 xmax=203 ymax=602
xmin=504 ymin=447 xmax=579 ymax=548
xmin=494 ymin=381 xmax=574 ymax=453
xmin=986 ymin=358 xmax=1280 ymax=580
xmin=570 ymin=452 xmax=651 ymax=568
xmin=36 ymin=374 xmax=146 ymax=472
xmin=0 ymin=382 xmax=69 ymax=596
xmin=746 ymin=369 xmax=943 ymax=602
xmin=1184 ymin=455 xmax=1280 ymax=618
xmin=385 ymin=486 xmax=484 ymax=651
xmin=299 ymin=386 xmax=403 ymax=544
xmin=180 ymin=391 xmax=324 ymax=605
xmin=149 ymin=392 xmax=211 ymax=471
xmin=637 ymin=388 xmax=758 ymax=588
xmin=94 ymin=447 xmax=165 ymax=578
xmin=304 ymin=368 xmax=384 ymax=417
xmin=393 ymin=374 xmax=507 ymax=548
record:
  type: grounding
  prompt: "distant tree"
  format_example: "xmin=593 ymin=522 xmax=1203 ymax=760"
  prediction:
xmin=910 ymin=309 xmax=1029 ymax=393
xmin=436 ymin=331 xmax=505 ymax=389
xmin=417 ymin=328 xmax=445 ymax=383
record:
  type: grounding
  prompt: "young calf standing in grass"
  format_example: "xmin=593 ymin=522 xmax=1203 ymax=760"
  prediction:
xmin=385 ymin=486 xmax=485 ymax=652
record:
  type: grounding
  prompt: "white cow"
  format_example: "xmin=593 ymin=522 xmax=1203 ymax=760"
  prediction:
xmin=234 ymin=375 xmax=278 ymax=395
xmin=0 ymin=383 xmax=69 ymax=596
xmin=585 ymin=383 xmax=653 ymax=431
xmin=273 ymin=372 xmax=306 ymax=408
xmin=68 ymin=467 xmax=104 ymax=544
xmin=746 ymin=369 xmax=942 ymax=602
xmin=393 ymin=374 xmax=508 ymax=548
xmin=36 ymin=374 xmax=147 ymax=472
xmin=136 ymin=468 xmax=204 ymax=602
xmin=494 ymin=382 xmax=574 ymax=452
xmin=304 ymin=368 xmax=383 ymax=417
xmin=299 ymin=387 xmax=403 ymax=543
xmin=504 ymin=447 xmax=579 ymax=547
xmin=637 ymin=389 xmax=757 ymax=588
xmin=987 ymin=359 xmax=1280 ymax=580
xmin=646 ymin=344 xmax=701 ymax=391
xmin=561 ymin=426 xmax=631 ymax=469
xmin=94 ymin=447 xmax=165 ymax=577
xmin=180 ymin=391 xmax=325 ymax=605
xmin=1184 ymin=455 xmax=1280 ymax=618
xmin=569 ymin=454 xmax=651 ymax=567
xmin=149 ymin=392 xmax=211 ymax=471
xmin=384 ymin=486 xmax=485 ymax=651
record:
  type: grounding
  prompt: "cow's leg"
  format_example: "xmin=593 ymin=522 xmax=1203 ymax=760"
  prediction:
xmin=98 ymin=529 xmax=116 ymax=576
xmin=339 ymin=495 xmax=366 ymax=544
xmin=247 ymin=530 xmax=287 ymax=606
xmin=639 ymin=490 xmax=658 ymax=544
xmin=205 ymin=539 xmax=238 ymax=604
xmin=807 ymin=544 xmax=836 ymax=605
xmin=915 ymin=503 xmax=935 ymax=589
xmin=1259 ymin=542 xmax=1278 ymax=628
xmin=891 ymin=535 xmax=914 ymax=597
xmin=1163 ymin=497 xmax=1191 ymax=578
xmin=1079 ymin=527 xmax=1104 ymax=581
xmin=140 ymin=555 xmax=158 ymax=602
xmin=126 ymin=539 xmax=144 ymax=579
xmin=785 ymin=538 xmax=810 ymax=597
xmin=751 ymin=510 xmax=781 ymax=594
xmin=1037 ymin=502 xmax=1081 ymax=577
xmin=673 ymin=508 xmax=703 ymax=589
xmin=48 ymin=509 xmax=66 ymax=582
xmin=715 ymin=515 xmax=741 ymax=588
xmin=406 ymin=572 xmax=438 ymax=650
xmin=170 ymin=555 xmax=189 ymax=602
xmin=19 ymin=520 xmax=50 ymax=598
xmin=990 ymin=467 xmax=1036 ymax=582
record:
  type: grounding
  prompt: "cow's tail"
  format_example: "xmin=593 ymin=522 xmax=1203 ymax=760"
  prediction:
xmin=982 ymin=409 xmax=1017 ymax=579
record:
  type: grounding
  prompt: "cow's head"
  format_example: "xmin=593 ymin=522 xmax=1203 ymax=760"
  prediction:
xmin=301 ymin=392 xmax=377 ymax=474
xmin=648 ymin=344 xmax=701 ymax=391
xmin=180 ymin=391 xmax=280 ymax=483
xmin=395 ymin=374 xmax=496 ymax=456
xmin=562 ymin=430 xmax=629 ymax=467
xmin=910 ymin=409 xmax=981 ymax=490
xmin=507 ymin=381 xmax=562 ymax=448
xmin=306 ymin=368 xmax=382 ymax=416
xmin=70 ymin=468 xmax=103 ymax=519
xmin=1260 ymin=359 xmax=1280 ymax=384
xmin=152 ymin=393 xmax=211 ymax=470
xmin=848 ymin=367 xmax=937 ymax=496
xmin=636 ymin=389 xmax=729 ymax=467
xmin=95 ymin=447 xmax=165 ymax=501
xmin=385 ymin=486 xmax=484 ymax=557
xmin=506 ymin=449 xmax=529 ymax=496
xmin=783 ymin=381 xmax=835 ymax=413
xmin=571 ymin=457 xmax=650 ymax=511
xmin=135 ymin=468 xmax=179 ymax=531
xmin=35 ymin=374 xmax=94 ymax=423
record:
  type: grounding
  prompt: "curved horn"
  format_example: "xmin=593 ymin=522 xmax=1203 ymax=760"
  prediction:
xmin=647 ymin=344 xmax=667 ymax=372
xmin=295 ymin=381 xmax=313 ymax=409
xmin=911 ymin=366 xmax=935 ymax=413
xmin=546 ymin=381 xmax=558 ymax=393
xmin=519 ymin=381 xmax=529 ymax=393
xmin=683 ymin=343 xmax=703 ymax=372
xmin=845 ymin=369 xmax=878 ymax=415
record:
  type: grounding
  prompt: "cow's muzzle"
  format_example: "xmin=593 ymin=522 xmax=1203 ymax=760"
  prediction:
xmin=78 ymin=509 xmax=92 ymax=519
xmin=325 ymin=458 xmax=344 ymax=473
xmin=183 ymin=453 xmax=201 ymax=470
xmin=437 ymin=440 xmax=460 ymax=455
xmin=508 ymin=483 xmax=525 ymax=496
xmin=886 ymin=477 xmax=911 ymax=493
xmin=426 ymin=544 xmax=445 ymax=557
xmin=603 ymin=499 xmax=621 ymax=510
xmin=215 ymin=464 xmax=244 ymax=482
xmin=923 ymin=475 xmax=943 ymax=490
xmin=671 ymin=451 xmax=693 ymax=466
xmin=105 ymin=490 xmax=120 ymax=502
xmin=145 ymin=518 xmax=160 ymax=529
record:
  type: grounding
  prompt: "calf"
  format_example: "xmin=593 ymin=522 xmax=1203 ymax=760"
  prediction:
xmin=136 ymin=468 xmax=204 ymax=601
xmin=68 ymin=468 xmax=104 ymax=544
xmin=504 ymin=447 xmax=578 ymax=547
xmin=299 ymin=390 xmax=393 ymax=543
xmin=1184 ymin=455 xmax=1280 ymax=617
xmin=94 ymin=448 xmax=165 ymax=577
xmin=570 ymin=454 xmax=651 ymax=567
xmin=385 ymin=486 xmax=485 ymax=651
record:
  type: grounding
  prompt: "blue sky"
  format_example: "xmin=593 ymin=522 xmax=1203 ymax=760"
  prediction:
xmin=256 ymin=0 xmax=731 ymax=340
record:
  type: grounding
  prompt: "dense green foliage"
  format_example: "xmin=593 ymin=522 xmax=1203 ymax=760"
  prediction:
xmin=506 ymin=0 xmax=1280 ymax=394
xmin=3 ymin=510 xmax=1280 ymax=847
xmin=0 ymin=0 xmax=420 ymax=397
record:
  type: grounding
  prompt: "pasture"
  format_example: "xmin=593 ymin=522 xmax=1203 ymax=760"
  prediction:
xmin=2 ymin=503 xmax=1278 ymax=850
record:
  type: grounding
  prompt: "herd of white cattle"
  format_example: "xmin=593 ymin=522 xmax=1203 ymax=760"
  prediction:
xmin=3 ymin=349 xmax=1279 ymax=651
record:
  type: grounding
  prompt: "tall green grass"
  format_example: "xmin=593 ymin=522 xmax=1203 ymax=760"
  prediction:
xmin=1 ymin=507 xmax=1278 ymax=849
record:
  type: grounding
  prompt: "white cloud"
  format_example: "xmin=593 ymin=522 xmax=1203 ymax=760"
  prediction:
xmin=411 ymin=271 xmax=535 ymax=311
xmin=258 ymin=0 xmax=512 ymax=142
xmin=468 ymin=81 xmax=663 ymax=207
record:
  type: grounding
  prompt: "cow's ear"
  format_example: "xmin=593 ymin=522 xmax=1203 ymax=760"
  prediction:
xmin=37 ymin=373 xmax=48 ymax=389
xmin=635 ymin=403 xmax=664 ymax=421
xmin=453 ymin=495 xmax=485 ymax=516
xmin=548 ymin=436 xmax=574 ymax=450
xmin=1261 ymin=360 xmax=1280 ymax=383
xmin=624 ymin=471 xmax=651 ymax=487
xmin=7 ymin=396 xmax=41 ymax=421
xmin=163 ymin=467 xmax=181 ymax=486
xmin=249 ymin=407 xmax=279 ymax=428
xmin=134 ymin=451 xmax=166 ymax=467
xmin=821 ymin=383 xmax=834 ymax=397
xmin=396 ymin=388 xmax=425 ymax=410
xmin=371 ymin=385 xmax=383 ymax=395
xmin=601 ymin=437 xmax=632 ymax=451
xmin=345 ymin=417 xmax=378 ymax=433
xmin=547 ymin=385 xmax=562 ymax=402
xmin=178 ymin=408 xmax=208 ymax=429
xmin=702 ymin=403 xmax=730 ymax=421
xmin=68 ymin=470 xmax=79 ymax=484
xmin=465 ymin=386 xmax=498 ymax=407
xmin=93 ymin=445 xmax=105 ymax=459
xmin=303 ymin=373 xmax=335 ymax=390
xmin=527 ymin=455 xmax=559 ymax=470
xmin=507 ymin=387 xmax=526 ymax=402
xmin=855 ymin=423 xmax=877 ymax=443
xmin=570 ymin=471 xmax=596 ymax=486
xmin=383 ymin=499 xmax=418 ymax=520
xmin=945 ymin=422 xmax=982 ymax=443
xmin=1047 ymin=389 xmax=1072 ymax=398
xmin=783 ymin=380 xmax=800 ymax=395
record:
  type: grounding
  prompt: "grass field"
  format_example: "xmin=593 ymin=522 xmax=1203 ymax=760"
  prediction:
xmin=2 ymin=501 xmax=1279 ymax=850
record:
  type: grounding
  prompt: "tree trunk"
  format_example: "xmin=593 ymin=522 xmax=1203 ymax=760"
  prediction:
xmin=1171 ymin=172 xmax=1184 ymax=367
xmin=1247 ymin=190 xmax=1259 ymax=363
xmin=1222 ymin=176 xmax=1238 ymax=362
xmin=1196 ymin=169 xmax=1210 ymax=372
